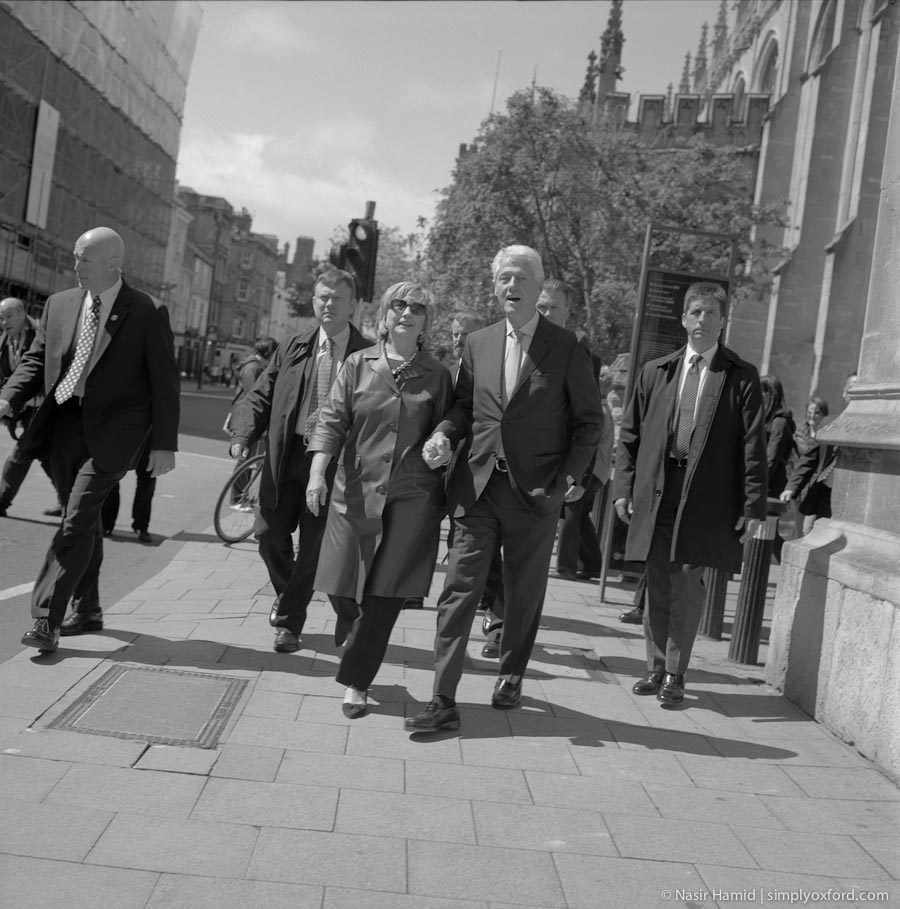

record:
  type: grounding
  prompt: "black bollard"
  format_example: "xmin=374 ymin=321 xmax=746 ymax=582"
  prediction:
xmin=728 ymin=499 xmax=787 ymax=664
xmin=699 ymin=567 xmax=729 ymax=640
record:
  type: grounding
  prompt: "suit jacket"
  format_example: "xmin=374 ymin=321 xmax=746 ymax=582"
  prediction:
xmin=436 ymin=315 xmax=605 ymax=518
xmin=612 ymin=343 xmax=767 ymax=572
xmin=1 ymin=316 xmax=39 ymax=386
xmin=229 ymin=323 xmax=372 ymax=507
xmin=0 ymin=282 xmax=180 ymax=473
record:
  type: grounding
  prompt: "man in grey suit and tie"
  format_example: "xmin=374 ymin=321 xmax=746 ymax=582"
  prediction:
xmin=407 ymin=245 xmax=605 ymax=730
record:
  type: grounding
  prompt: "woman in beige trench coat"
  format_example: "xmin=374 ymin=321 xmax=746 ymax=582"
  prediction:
xmin=306 ymin=282 xmax=454 ymax=718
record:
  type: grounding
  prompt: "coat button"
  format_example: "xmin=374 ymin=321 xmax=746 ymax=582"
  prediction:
xmin=376 ymin=485 xmax=385 ymax=494
xmin=381 ymin=453 xmax=391 ymax=462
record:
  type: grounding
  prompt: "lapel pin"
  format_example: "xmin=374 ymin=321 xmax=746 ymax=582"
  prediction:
xmin=110 ymin=314 xmax=118 ymax=321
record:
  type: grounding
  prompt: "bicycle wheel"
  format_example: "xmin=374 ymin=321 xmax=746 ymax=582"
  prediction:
xmin=214 ymin=455 xmax=264 ymax=543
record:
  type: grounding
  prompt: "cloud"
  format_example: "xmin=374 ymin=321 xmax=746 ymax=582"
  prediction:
xmin=214 ymin=5 xmax=313 ymax=53
xmin=176 ymin=125 xmax=437 ymax=255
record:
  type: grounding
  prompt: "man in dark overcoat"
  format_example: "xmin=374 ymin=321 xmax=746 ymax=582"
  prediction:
xmin=229 ymin=268 xmax=372 ymax=653
xmin=613 ymin=281 xmax=767 ymax=705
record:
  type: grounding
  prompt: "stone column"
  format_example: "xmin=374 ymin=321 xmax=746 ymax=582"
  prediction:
xmin=766 ymin=34 xmax=900 ymax=784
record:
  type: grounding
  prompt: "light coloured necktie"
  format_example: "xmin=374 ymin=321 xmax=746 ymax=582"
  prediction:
xmin=306 ymin=337 xmax=334 ymax=438
xmin=503 ymin=329 xmax=522 ymax=406
xmin=671 ymin=353 xmax=701 ymax=460
xmin=55 ymin=294 xmax=101 ymax=404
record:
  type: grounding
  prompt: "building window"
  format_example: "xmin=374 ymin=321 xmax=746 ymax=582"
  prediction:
xmin=237 ymin=277 xmax=250 ymax=301
xmin=732 ymin=75 xmax=747 ymax=120
xmin=240 ymin=250 xmax=254 ymax=269
xmin=757 ymin=37 xmax=779 ymax=95
xmin=809 ymin=0 xmax=838 ymax=72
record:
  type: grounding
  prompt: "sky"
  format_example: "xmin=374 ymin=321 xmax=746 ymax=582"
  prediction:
xmin=175 ymin=0 xmax=722 ymax=259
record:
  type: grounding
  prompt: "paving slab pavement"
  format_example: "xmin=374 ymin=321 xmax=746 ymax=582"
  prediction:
xmin=1 ymin=522 xmax=897 ymax=909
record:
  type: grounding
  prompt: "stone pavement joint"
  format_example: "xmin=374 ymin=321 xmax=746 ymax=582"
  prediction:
xmin=0 ymin=522 xmax=897 ymax=908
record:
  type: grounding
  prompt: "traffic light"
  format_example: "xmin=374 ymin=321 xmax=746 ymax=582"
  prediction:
xmin=328 ymin=243 xmax=347 ymax=269
xmin=344 ymin=218 xmax=379 ymax=302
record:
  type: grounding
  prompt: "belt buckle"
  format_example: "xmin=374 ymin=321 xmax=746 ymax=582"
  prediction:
xmin=495 ymin=457 xmax=508 ymax=473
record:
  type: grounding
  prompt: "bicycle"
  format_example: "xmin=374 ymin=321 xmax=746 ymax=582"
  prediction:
xmin=213 ymin=453 xmax=265 ymax=543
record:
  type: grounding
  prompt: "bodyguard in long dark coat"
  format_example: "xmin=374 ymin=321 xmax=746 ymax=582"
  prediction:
xmin=613 ymin=282 xmax=767 ymax=706
xmin=229 ymin=269 xmax=372 ymax=652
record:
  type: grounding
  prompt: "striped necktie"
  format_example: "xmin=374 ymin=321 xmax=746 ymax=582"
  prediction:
xmin=305 ymin=336 xmax=334 ymax=438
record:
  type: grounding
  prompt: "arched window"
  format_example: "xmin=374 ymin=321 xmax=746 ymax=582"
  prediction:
xmin=809 ymin=0 xmax=837 ymax=72
xmin=733 ymin=74 xmax=746 ymax=120
xmin=757 ymin=36 xmax=779 ymax=95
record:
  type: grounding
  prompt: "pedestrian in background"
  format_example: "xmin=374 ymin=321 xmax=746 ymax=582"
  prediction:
xmin=0 ymin=296 xmax=59 ymax=518
xmin=760 ymin=374 xmax=795 ymax=559
xmin=614 ymin=281 xmax=767 ymax=707
xmin=0 ymin=226 xmax=179 ymax=652
xmin=101 ymin=436 xmax=156 ymax=543
xmin=306 ymin=282 xmax=453 ymax=719
xmin=229 ymin=270 xmax=372 ymax=653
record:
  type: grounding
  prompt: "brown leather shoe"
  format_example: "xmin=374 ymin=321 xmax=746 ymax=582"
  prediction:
xmin=632 ymin=670 xmax=664 ymax=695
xmin=59 ymin=612 xmax=103 ymax=636
xmin=273 ymin=629 xmax=300 ymax=652
xmin=658 ymin=673 xmax=685 ymax=706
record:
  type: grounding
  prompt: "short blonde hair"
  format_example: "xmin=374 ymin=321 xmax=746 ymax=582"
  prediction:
xmin=377 ymin=281 xmax=436 ymax=342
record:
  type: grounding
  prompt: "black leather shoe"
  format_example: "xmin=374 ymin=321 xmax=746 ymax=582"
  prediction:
xmin=481 ymin=611 xmax=494 ymax=635
xmin=658 ymin=673 xmax=685 ymax=705
xmin=268 ymin=595 xmax=281 ymax=627
xmin=632 ymin=670 xmax=664 ymax=695
xmin=21 ymin=618 xmax=59 ymax=652
xmin=59 ymin=612 xmax=103 ymax=636
xmin=0 ymin=503 xmax=8 ymax=517
xmin=619 ymin=606 xmax=644 ymax=625
xmin=481 ymin=639 xmax=500 ymax=658
xmin=273 ymin=629 xmax=300 ymax=652
xmin=405 ymin=698 xmax=460 ymax=731
xmin=491 ymin=677 xmax=522 ymax=710
xmin=135 ymin=529 xmax=152 ymax=544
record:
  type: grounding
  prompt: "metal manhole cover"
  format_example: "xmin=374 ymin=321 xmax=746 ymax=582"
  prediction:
xmin=46 ymin=664 xmax=249 ymax=748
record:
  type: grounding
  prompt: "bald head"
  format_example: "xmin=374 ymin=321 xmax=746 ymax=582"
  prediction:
xmin=0 ymin=297 xmax=28 ymax=336
xmin=73 ymin=227 xmax=125 ymax=294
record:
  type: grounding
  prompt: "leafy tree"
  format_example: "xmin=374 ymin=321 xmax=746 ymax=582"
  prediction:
xmin=426 ymin=87 xmax=787 ymax=365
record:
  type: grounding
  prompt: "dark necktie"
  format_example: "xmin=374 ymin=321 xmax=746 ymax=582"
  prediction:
xmin=55 ymin=294 xmax=101 ymax=404
xmin=306 ymin=337 xmax=334 ymax=438
xmin=672 ymin=353 xmax=701 ymax=460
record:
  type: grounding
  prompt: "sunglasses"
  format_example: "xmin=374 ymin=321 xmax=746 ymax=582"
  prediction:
xmin=390 ymin=299 xmax=427 ymax=316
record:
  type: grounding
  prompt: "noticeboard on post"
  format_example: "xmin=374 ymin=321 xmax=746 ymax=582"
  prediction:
xmin=631 ymin=268 xmax=731 ymax=388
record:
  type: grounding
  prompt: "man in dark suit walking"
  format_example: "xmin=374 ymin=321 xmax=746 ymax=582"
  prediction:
xmin=407 ymin=245 xmax=605 ymax=729
xmin=229 ymin=268 xmax=373 ymax=653
xmin=613 ymin=282 xmax=767 ymax=706
xmin=0 ymin=227 xmax=180 ymax=652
